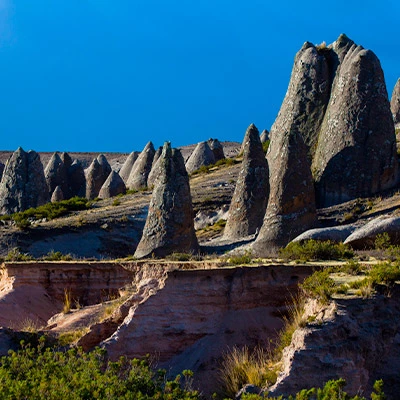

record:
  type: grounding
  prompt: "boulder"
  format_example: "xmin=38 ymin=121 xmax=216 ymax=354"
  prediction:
xmin=185 ymin=141 xmax=215 ymax=174
xmin=134 ymin=142 xmax=199 ymax=258
xmin=51 ymin=185 xmax=65 ymax=203
xmin=312 ymin=34 xmax=398 ymax=206
xmin=391 ymin=78 xmax=400 ymax=130
xmin=208 ymin=138 xmax=225 ymax=162
xmin=344 ymin=216 xmax=400 ymax=249
xmin=119 ymin=151 xmax=139 ymax=184
xmin=0 ymin=147 xmax=49 ymax=214
xmin=98 ymin=171 xmax=126 ymax=199
xmin=260 ymin=129 xmax=269 ymax=143
xmin=224 ymin=124 xmax=269 ymax=239
xmin=126 ymin=142 xmax=155 ymax=190
xmin=252 ymin=131 xmax=317 ymax=254
xmin=291 ymin=224 xmax=360 ymax=243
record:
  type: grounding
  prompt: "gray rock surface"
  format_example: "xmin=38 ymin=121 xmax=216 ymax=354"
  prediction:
xmin=85 ymin=154 xmax=111 ymax=200
xmin=98 ymin=171 xmax=126 ymax=199
xmin=391 ymin=78 xmax=400 ymax=129
xmin=134 ymin=142 xmax=198 ymax=258
xmin=44 ymin=153 xmax=68 ymax=198
xmin=344 ymin=216 xmax=400 ymax=249
xmin=260 ymin=129 xmax=269 ymax=143
xmin=51 ymin=185 xmax=64 ymax=202
xmin=224 ymin=124 xmax=269 ymax=239
xmin=0 ymin=147 xmax=49 ymax=214
xmin=252 ymin=131 xmax=317 ymax=253
xmin=68 ymin=160 xmax=86 ymax=198
xmin=208 ymin=138 xmax=225 ymax=162
xmin=312 ymin=34 xmax=398 ymax=206
xmin=126 ymin=142 xmax=155 ymax=190
xmin=185 ymin=141 xmax=215 ymax=174
xmin=291 ymin=224 xmax=360 ymax=243
xmin=119 ymin=151 xmax=139 ymax=184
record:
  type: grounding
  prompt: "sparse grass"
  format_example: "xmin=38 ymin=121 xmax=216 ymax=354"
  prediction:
xmin=166 ymin=253 xmax=193 ymax=261
xmin=125 ymin=189 xmax=138 ymax=195
xmin=19 ymin=318 xmax=42 ymax=333
xmin=112 ymin=199 xmax=121 ymax=206
xmin=280 ymin=240 xmax=354 ymax=262
xmin=4 ymin=248 xmax=34 ymax=262
xmin=43 ymin=250 xmax=73 ymax=261
xmin=375 ymin=232 xmax=392 ymax=250
xmin=300 ymin=270 xmax=336 ymax=304
xmin=191 ymin=158 xmax=238 ymax=176
xmin=62 ymin=289 xmax=72 ymax=314
xmin=227 ymin=249 xmax=253 ymax=265
xmin=57 ymin=327 xmax=90 ymax=346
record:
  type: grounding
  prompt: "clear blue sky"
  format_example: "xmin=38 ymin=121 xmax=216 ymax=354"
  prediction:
xmin=0 ymin=1 xmax=399 ymax=153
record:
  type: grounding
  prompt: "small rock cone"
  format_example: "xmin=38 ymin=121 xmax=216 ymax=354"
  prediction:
xmin=260 ymin=130 xmax=269 ymax=143
xmin=51 ymin=186 xmax=64 ymax=202
xmin=134 ymin=142 xmax=199 ymax=258
xmin=98 ymin=171 xmax=126 ymax=199
xmin=126 ymin=142 xmax=155 ymax=190
xmin=185 ymin=141 xmax=215 ymax=174
xmin=119 ymin=151 xmax=139 ymax=184
xmin=208 ymin=138 xmax=225 ymax=162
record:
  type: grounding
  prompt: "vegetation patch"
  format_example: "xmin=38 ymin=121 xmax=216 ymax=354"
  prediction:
xmin=227 ymin=250 xmax=253 ymax=265
xmin=280 ymin=240 xmax=354 ymax=262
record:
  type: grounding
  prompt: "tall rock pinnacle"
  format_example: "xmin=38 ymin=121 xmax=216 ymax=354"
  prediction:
xmin=134 ymin=142 xmax=198 ymax=258
xmin=224 ymin=124 xmax=269 ymax=239
xmin=126 ymin=142 xmax=155 ymax=190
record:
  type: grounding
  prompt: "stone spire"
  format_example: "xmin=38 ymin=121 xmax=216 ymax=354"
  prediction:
xmin=126 ymin=142 xmax=155 ymax=190
xmin=185 ymin=141 xmax=215 ymax=174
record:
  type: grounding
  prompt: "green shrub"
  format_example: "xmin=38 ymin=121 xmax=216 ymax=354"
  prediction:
xmin=375 ymin=232 xmax=391 ymax=250
xmin=369 ymin=262 xmax=400 ymax=285
xmin=280 ymin=240 xmax=354 ymax=261
xmin=0 ymin=340 xmax=199 ymax=399
xmin=112 ymin=199 xmax=121 ymax=206
xmin=262 ymin=140 xmax=270 ymax=154
xmin=300 ymin=270 xmax=335 ymax=304
xmin=4 ymin=248 xmax=34 ymax=262
xmin=228 ymin=250 xmax=253 ymax=265
xmin=43 ymin=250 xmax=73 ymax=261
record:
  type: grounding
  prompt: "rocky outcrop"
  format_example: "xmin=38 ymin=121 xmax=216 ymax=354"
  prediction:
xmin=119 ymin=151 xmax=139 ymax=184
xmin=344 ymin=216 xmax=400 ymax=249
xmin=68 ymin=160 xmax=86 ymax=198
xmin=134 ymin=143 xmax=198 ymax=258
xmin=51 ymin=185 xmax=64 ymax=202
xmin=252 ymin=131 xmax=317 ymax=253
xmin=312 ymin=35 xmax=398 ymax=206
xmin=291 ymin=224 xmax=359 ymax=243
xmin=268 ymin=293 xmax=400 ymax=400
xmin=85 ymin=155 xmax=112 ymax=199
xmin=260 ymin=129 xmax=269 ymax=143
xmin=126 ymin=142 xmax=155 ymax=190
xmin=208 ymin=138 xmax=225 ymax=162
xmin=98 ymin=171 xmax=126 ymax=199
xmin=224 ymin=124 xmax=269 ymax=239
xmin=391 ymin=78 xmax=400 ymax=129
xmin=185 ymin=141 xmax=215 ymax=174
xmin=44 ymin=153 xmax=69 ymax=198
xmin=269 ymin=41 xmax=331 ymax=156
xmin=0 ymin=147 xmax=49 ymax=214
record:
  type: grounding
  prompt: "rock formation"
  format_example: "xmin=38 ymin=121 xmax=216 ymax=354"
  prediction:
xmin=85 ymin=155 xmax=111 ymax=200
xmin=126 ymin=142 xmax=155 ymax=190
xmin=252 ymin=131 xmax=317 ymax=253
xmin=208 ymin=138 xmax=225 ymax=162
xmin=98 ymin=171 xmax=126 ymax=199
xmin=119 ymin=151 xmax=139 ymax=184
xmin=68 ymin=160 xmax=86 ymax=198
xmin=147 ymin=146 xmax=164 ymax=188
xmin=134 ymin=142 xmax=198 ymax=258
xmin=391 ymin=78 xmax=400 ymax=130
xmin=51 ymin=186 xmax=64 ymax=202
xmin=291 ymin=224 xmax=360 ymax=244
xmin=260 ymin=129 xmax=269 ymax=143
xmin=185 ymin=141 xmax=215 ymax=174
xmin=0 ymin=147 xmax=49 ymax=214
xmin=223 ymin=124 xmax=269 ymax=239
xmin=312 ymin=35 xmax=398 ymax=206
xmin=44 ymin=153 xmax=68 ymax=198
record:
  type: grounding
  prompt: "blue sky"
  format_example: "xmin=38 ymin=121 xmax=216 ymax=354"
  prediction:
xmin=0 ymin=1 xmax=399 ymax=153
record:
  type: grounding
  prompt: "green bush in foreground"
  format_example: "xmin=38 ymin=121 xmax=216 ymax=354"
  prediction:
xmin=0 ymin=340 xmax=199 ymax=400
xmin=280 ymin=240 xmax=354 ymax=261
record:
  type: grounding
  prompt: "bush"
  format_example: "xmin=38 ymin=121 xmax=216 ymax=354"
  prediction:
xmin=0 ymin=340 xmax=199 ymax=399
xmin=375 ymin=232 xmax=391 ymax=250
xmin=228 ymin=250 xmax=253 ymax=265
xmin=262 ymin=140 xmax=270 ymax=154
xmin=43 ymin=250 xmax=73 ymax=261
xmin=4 ymin=248 xmax=34 ymax=262
xmin=280 ymin=240 xmax=354 ymax=261
xmin=369 ymin=262 xmax=400 ymax=286
xmin=300 ymin=270 xmax=336 ymax=304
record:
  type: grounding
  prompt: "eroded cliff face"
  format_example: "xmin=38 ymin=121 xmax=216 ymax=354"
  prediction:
xmin=268 ymin=289 xmax=400 ymax=400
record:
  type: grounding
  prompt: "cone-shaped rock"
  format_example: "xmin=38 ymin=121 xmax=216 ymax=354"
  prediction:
xmin=147 ymin=146 xmax=163 ymax=188
xmin=97 ymin=154 xmax=112 ymax=179
xmin=312 ymin=35 xmax=398 ymax=206
xmin=44 ymin=152 xmax=68 ymax=198
xmin=252 ymin=131 xmax=317 ymax=254
xmin=260 ymin=130 xmax=269 ymax=143
xmin=185 ymin=141 xmax=215 ymax=174
xmin=60 ymin=152 xmax=73 ymax=170
xmin=134 ymin=142 xmax=199 ymax=258
xmin=269 ymin=41 xmax=331 ymax=155
xmin=51 ymin=186 xmax=64 ymax=202
xmin=85 ymin=154 xmax=112 ymax=199
xmin=68 ymin=160 xmax=86 ymax=198
xmin=208 ymin=138 xmax=225 ymax=162
xmin=224 ymin=124 xmax=269 ymax=239
xmin=0 ymin=147 xmax=49 ymax=214
xmin=126 ymin=142 xmax=155 ymax=190
xmin=391 ymin=78 xmax=400 ymax=129
xmin=98 ymin=171 xmax=126 ymax=199
xmin=119 ymin=151 xmax=139 ymax=184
